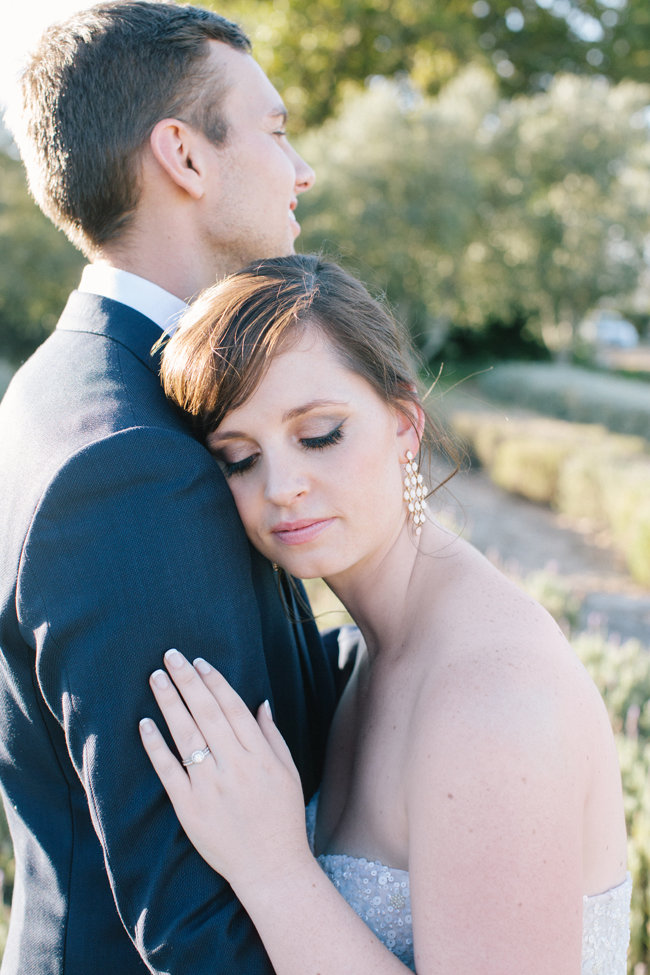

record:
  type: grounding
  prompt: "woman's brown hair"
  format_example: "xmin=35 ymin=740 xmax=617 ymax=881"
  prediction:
xmin=159 ymin=254 xmax=451 ymax=468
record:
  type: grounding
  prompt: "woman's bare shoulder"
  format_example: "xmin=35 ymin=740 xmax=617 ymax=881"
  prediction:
xmin=410 ymin=535 xmax=605 ymax=768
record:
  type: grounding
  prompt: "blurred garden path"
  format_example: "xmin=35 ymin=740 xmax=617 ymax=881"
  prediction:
xmin=433 ymin=461 xmax=650 ymax=648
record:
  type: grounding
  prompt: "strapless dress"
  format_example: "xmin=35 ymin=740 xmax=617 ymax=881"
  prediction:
xmin=306 ymin=794 xmax=631 ymax=973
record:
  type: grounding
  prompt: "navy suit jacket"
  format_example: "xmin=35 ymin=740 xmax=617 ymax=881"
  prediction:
xmin=0 ymin=292 xmax=340 ymax=974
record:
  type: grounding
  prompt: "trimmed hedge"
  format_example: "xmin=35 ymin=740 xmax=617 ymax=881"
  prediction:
xmin=477 ymin=363 xmax=650 ymax=440
xmin=451 ymin=411 xmax=650 ymax=586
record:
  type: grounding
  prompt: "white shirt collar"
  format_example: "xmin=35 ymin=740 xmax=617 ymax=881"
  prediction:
xmin=78 ymin=264 xmax=187 ymax=334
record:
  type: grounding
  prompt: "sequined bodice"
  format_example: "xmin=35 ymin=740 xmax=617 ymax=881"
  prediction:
xmin=306 ymin=795 xmax=631 ymax=973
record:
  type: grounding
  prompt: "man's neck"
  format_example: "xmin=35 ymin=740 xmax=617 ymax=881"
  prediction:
xmin=79 ymin=264 xmax=187 ymax=332
xmin=95 ymin=230 xmax=223 ymax=302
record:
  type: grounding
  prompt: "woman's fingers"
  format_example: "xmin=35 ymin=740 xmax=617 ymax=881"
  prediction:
xmin=140 ymin=653 xmax=309 ymax=884
xmin=191 ymin=657 xmax=269 ymax=753
xmin=149 ymin=650 xmax=240 ymax=772
xmin=154 ymin=649 xmax=267 ymax=762
xmin=256 ymin=701 xmax=299 ymax=775
xmin=149 ymin=665 xmax=215 ymax=763
xmin=139 ymin=716 xmax=191 ymax=802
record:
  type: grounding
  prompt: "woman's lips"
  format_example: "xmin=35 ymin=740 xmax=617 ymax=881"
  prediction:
xmin=271 ymin=518 xmax=334 ymax=546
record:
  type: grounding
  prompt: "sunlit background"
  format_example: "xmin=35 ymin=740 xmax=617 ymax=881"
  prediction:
xmin=1 ymin=1 xmax=650 ymax=970
xmin=1 ymin=1 xmax=91 ymax=108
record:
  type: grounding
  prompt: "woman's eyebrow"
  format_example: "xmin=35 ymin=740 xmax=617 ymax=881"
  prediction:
xmin=210 ymin=401 xmax=349 ymax=444
xmin=282 ymin=400 xmax=349 ymax=422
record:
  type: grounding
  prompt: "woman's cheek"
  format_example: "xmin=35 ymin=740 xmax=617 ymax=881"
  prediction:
xmin=229 ymin=483 xmax=256 ymax=534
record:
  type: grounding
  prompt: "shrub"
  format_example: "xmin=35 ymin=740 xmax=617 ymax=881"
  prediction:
xmin=451 ymin=411 xmax=650 ymax=586
xmin=555 ymin=435 xmax=647 ymax=524
xmin=490 ymin=434 xmax=574 ymax=503
xmin=477 ymin=363 xmax=650 ymax=440
xmin=436 ymin=309 xmax=550 ymax=366
xmin=572 ymin=632 xmax=650 ymax=971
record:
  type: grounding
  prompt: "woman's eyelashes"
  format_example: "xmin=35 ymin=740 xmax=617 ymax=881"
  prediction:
xmin=218 ymin=422 xmax=346 ymax=479
xmin=221 ymin=454 xmax=258 ymax=478
xmin=300 ymin=421 xmax=345 ymax=451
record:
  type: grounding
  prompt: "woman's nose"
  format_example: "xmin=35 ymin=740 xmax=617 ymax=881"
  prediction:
xmin=264 ymin=465 xmax=308 ymax=507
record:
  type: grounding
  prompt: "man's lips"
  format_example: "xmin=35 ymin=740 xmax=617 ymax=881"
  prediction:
xmin=270 ymin=518 xmax=334 ymax=546
xmin=290 ymin=200 xmax=300 ymax=237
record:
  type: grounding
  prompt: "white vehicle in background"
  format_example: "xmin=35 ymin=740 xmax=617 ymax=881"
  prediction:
xmin=581 ymin=311 xmax=639 ymax=348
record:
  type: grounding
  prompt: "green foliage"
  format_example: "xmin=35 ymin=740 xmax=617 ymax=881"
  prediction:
xmin=572 ymin=632 xmax=650 ymax=971
xmin=438 ymin=308 xmax=550 ymax=365
xmin=575 ymin=633 xmax=650 ymax=736
xmin=0 ymin=792 xmax=14 ymax=959
xmin=0 ymin=810 xmax=13 ymax=907
xmin=207 ymin=0 xmax=650 ymax=129
xmin=474 ymin=74 xmax=650 ymax=352
xmin=510 ymin=565 xmax=581 ymax=631
xmin=0 ymin=360 xmax=14 ymax=401
xmin=292 ymin=69 xmax=650 ymax=358
xmin=0 ymin=903 xmax=8 ymax=960
xmin=0 ymin=150 xmax=84 ymax=366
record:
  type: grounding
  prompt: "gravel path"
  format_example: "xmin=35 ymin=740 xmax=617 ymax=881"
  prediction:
xmin=432 ymin=462 xmax=650 ymax=648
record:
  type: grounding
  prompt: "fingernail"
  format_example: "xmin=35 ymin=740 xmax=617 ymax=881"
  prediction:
xmin=139 ymin=718 xmax=154 ymax=734
xmin=164 ymin=648 xmax=184 ymax=669
xmin=151 ymin=669 xmax=169 ymax=688
xmin=264 ymin=699 xmax=273 ymax=720
xmin=193 ymin=657 xmax=211 ymax=675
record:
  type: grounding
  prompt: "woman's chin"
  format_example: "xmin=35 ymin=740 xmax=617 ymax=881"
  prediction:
xmin=273 ymin=551 xmax=347 ymax=582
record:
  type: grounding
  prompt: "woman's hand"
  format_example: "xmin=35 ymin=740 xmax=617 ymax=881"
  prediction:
xmin=139 ymin=649 xmax=312 ymax=895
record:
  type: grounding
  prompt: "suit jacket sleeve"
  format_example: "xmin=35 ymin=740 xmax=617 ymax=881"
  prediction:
xmin=17 ymin=424 xmax=282 ymax=974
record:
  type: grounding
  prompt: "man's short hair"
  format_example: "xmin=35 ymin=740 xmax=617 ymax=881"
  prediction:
xmin=11 ymin=1 xmax=250 ymax=256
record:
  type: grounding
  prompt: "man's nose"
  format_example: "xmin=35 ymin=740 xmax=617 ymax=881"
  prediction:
xmin=292 ymin=148 xmax=315 ymax=195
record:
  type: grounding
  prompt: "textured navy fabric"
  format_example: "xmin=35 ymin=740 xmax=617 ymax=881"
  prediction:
xmin=0 ymin=292 xmax=339 ymax=974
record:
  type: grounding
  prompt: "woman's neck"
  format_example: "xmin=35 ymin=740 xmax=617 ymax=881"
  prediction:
xmin=323 ymin=519 xmax=433 ymax=660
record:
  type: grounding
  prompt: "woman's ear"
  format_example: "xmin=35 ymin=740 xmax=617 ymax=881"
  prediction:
xmin=149 ymin=118 xmax=207 ymax=200
xmin=395 ymin=400 xmax=426 ymax=459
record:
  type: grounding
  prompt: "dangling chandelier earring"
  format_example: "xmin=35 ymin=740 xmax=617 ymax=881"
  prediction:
xmin=403 ymin=450 xmax=427 ymax=536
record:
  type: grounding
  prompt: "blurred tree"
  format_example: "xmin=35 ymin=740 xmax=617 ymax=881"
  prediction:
xmin=295 ymin=68 xmax=493 ymax=352
xmin=206 ymin=0 xmax=650 ymax=128
xmin=0 ymin=149 xmax=84 ymax=366
xmin=294 ymin=69 xmax=650 ymax=358
xmin=467 ymin=73 xmax=650 ymax=353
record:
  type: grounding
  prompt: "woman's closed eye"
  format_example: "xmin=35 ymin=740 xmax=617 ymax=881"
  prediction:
xmin=301 ymin=422 xmax=344 ymax=451
xmin=216 ymin=422 xmax=346 ymax=478
xmin=220 ymin=453 xmax=258 ymax=478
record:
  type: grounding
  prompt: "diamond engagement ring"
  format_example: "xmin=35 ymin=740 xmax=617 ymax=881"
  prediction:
xmin=182 ymin=746 xmax=211 ymax=767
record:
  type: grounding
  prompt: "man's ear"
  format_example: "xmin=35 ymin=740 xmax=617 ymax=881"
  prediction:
xmin=396 ymin=400 xmax=426 ymax=458
xmin=149 ymin=118 xmax=209 ymax=200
